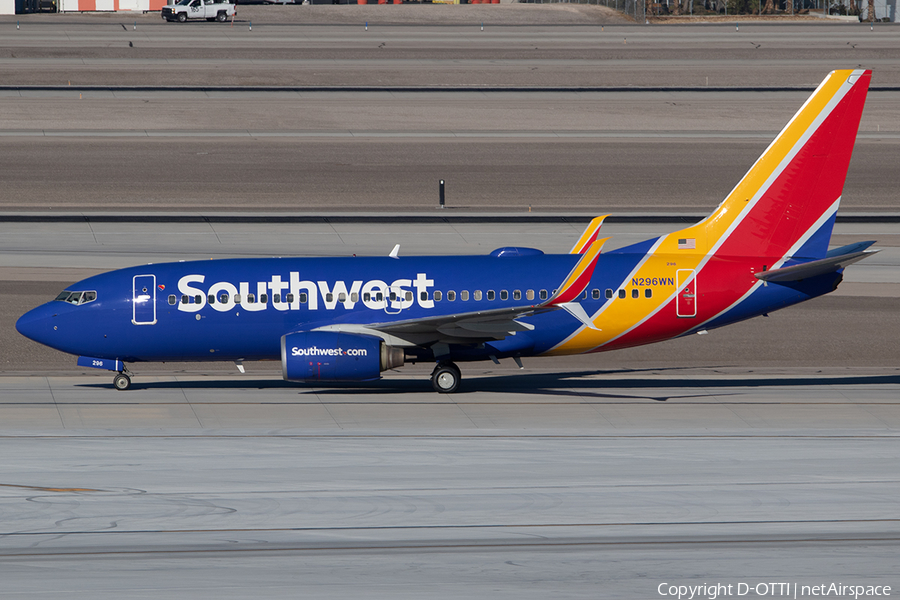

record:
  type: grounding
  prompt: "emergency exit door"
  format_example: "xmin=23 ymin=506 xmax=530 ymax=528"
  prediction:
xmin=133 ymin=275 xmax=157 ymax=325
xmin=676 ymin=269 xmax=697 ymax=318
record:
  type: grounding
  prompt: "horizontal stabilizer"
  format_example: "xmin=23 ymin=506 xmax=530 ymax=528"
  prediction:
xmin=826 ymin=240 xmax=876 ymax=258
xmin=756 ymin=247 xmax=879 ymax=282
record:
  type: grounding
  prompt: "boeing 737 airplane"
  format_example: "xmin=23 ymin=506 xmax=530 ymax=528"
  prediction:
xmin=17 ymin=69 xmax=879 ymax=393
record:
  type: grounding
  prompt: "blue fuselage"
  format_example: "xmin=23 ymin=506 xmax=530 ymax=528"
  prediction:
xmin=16 ymin=246 xmax=836 ymax=366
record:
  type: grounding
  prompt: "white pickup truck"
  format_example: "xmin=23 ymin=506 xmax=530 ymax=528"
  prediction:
xmin=162 ymin=0 xmax=235 ymax=22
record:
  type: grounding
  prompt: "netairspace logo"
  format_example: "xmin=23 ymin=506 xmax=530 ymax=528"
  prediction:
xmin=657 ymin=582 xmax=891 ymax=600
xmin=291 ymin=346 xmax=367 ymax=358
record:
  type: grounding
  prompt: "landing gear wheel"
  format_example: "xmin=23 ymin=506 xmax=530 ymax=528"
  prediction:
xmin=113 ymin=373 xmax=132 ymax=391
xmin=431 ymin=362 xmax=461 ymax=394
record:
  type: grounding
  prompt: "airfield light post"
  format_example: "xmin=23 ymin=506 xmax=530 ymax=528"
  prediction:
xmin=439 ymin=180 xmax=445 ymax=209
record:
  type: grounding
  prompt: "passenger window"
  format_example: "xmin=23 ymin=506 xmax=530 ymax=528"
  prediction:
xmin=513 ymin=290 xmax=521 ymax=301
xmin=218 ymin=293 xmax=229 ymax=304
xmin=168 ymin=295 xmax=177 ymax=305
xmin=286 ymin=293 xmax=294 ymax=304
xmin=376 ymin=292 xmax=383 ymax=302
xmin=247 ymin=293 xmax=256 ymax=304
xmin=539 ymin=290 xmax=548 ymax=301
xmin=181 ymin=295 xmax=189 ymax=304
xmin=363 ymin=292 xmax=371 ymax=302
xmin=326 ymin=293 xmax=334 ymax=303
xmin=208 ymin=294 xmax=215 ymax=304
xmin=487 ymin=290 xmax=495 ymax=301
xmin=582 ymin=291 xmax=587 ymax=300
xmin=461 ymin=290 xmax=469 ymax=301
xmin=605 ymin=289 xmax=613 ymax=299
xmin=618 ymin=290 xmax=626 ymax=299
xmin=474 ymin=290 xmax=482 ymax=301
xmin=405 ymin=291 xmax=413 ymax=301
xmin=338 ymin=293 xmax=346 ymax=303
xmin=389 ymin=291 xmax=397 ymax=302
xmin=259 ymin=294 xmax=267 ymax=304
xmin=434 ymin=291 xmax=442 ymax=302
xmin=526 ymin=290 xmax=534 ymax=301
xmin=592 ymin=289 xmax=600 ymax=300
xmin=500 ymin=290 xmax=508 ymax=301
xmin=299 ymin=293 xmax=308 ymax=304
xmin=273 ymin=294 xmax=281 ymax=303
xmin=447 ymin=291 xmax=456 ymax=302
xmin=234 ymin=294 xmax=241 ymax=304
xmin=351 ymin=292 xmax=359 ymax=303
xmin=420 ymin=291 xmax=428 ymax=301
xmin=632 ymin=289 xmax=639 ymax=299
xmin=645 ymin=288 xmax=652 ymax=298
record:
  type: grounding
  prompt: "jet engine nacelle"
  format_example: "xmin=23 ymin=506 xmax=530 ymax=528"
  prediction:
xmin=281 ymin=331 xmax=404 ymax=382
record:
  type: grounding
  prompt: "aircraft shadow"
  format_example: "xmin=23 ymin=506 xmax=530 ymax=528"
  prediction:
xmin=75 ymin=367 xmax=900 ymax=402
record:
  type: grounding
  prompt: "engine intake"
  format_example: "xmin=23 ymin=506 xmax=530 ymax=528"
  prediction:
xmin=281 ymin=331 xmax=404 ymax=382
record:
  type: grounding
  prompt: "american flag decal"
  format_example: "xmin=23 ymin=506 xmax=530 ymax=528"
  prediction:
xmin=678 ymin=238 xmax=696 ymax=249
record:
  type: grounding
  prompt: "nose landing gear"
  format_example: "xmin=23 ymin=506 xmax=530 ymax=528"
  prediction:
xmin=431 ymin=361 xmax=461 ymax=394
xmin=113 ymin=370 xmax=133 ymax=391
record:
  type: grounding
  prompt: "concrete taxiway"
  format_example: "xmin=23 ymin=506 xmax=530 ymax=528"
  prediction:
xmin=1 ymin=14 xmax=899 ymax=87
xmin=1 ymin=429 xmax=896 ymax=599
xmin=1 ymin=16 xmax=899 ymax=214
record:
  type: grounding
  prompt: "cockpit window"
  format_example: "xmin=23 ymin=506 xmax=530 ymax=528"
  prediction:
xmin=54 ymin=290 xmax=97 ymax=305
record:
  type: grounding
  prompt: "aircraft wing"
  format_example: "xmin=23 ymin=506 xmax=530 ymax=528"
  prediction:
xmin=311 ymin=305 xmax=552 ymax=346
xmin=364 ymin=304 xmax=546 ymax=344
xmin=313 ymin=238 xmax=608 ymax=346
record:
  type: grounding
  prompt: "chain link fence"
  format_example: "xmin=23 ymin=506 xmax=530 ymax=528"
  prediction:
xmin=516 ymin=0 xmax=893 ymax=20
xmin=517 ymin=0 xmax=648 ymax=19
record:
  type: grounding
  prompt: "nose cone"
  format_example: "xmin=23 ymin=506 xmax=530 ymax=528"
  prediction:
xmin=16 ymin=303 xmax=59 ymax=347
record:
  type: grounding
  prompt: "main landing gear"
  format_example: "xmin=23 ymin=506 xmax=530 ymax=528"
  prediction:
xmin=431 ymin=361 xmax=461 ymax=394
xmin=113 ymin=370 xmax=133 ymax=391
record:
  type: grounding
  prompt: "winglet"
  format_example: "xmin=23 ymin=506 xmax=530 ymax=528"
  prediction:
xmin=570 ymin=215 xmax=609 ymax=254
xmin=547 ymin=238 xmax=607 ymax=305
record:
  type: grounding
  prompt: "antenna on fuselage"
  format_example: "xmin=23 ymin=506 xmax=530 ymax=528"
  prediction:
xmin=389 ymin=244 xmax=401 ymax=259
